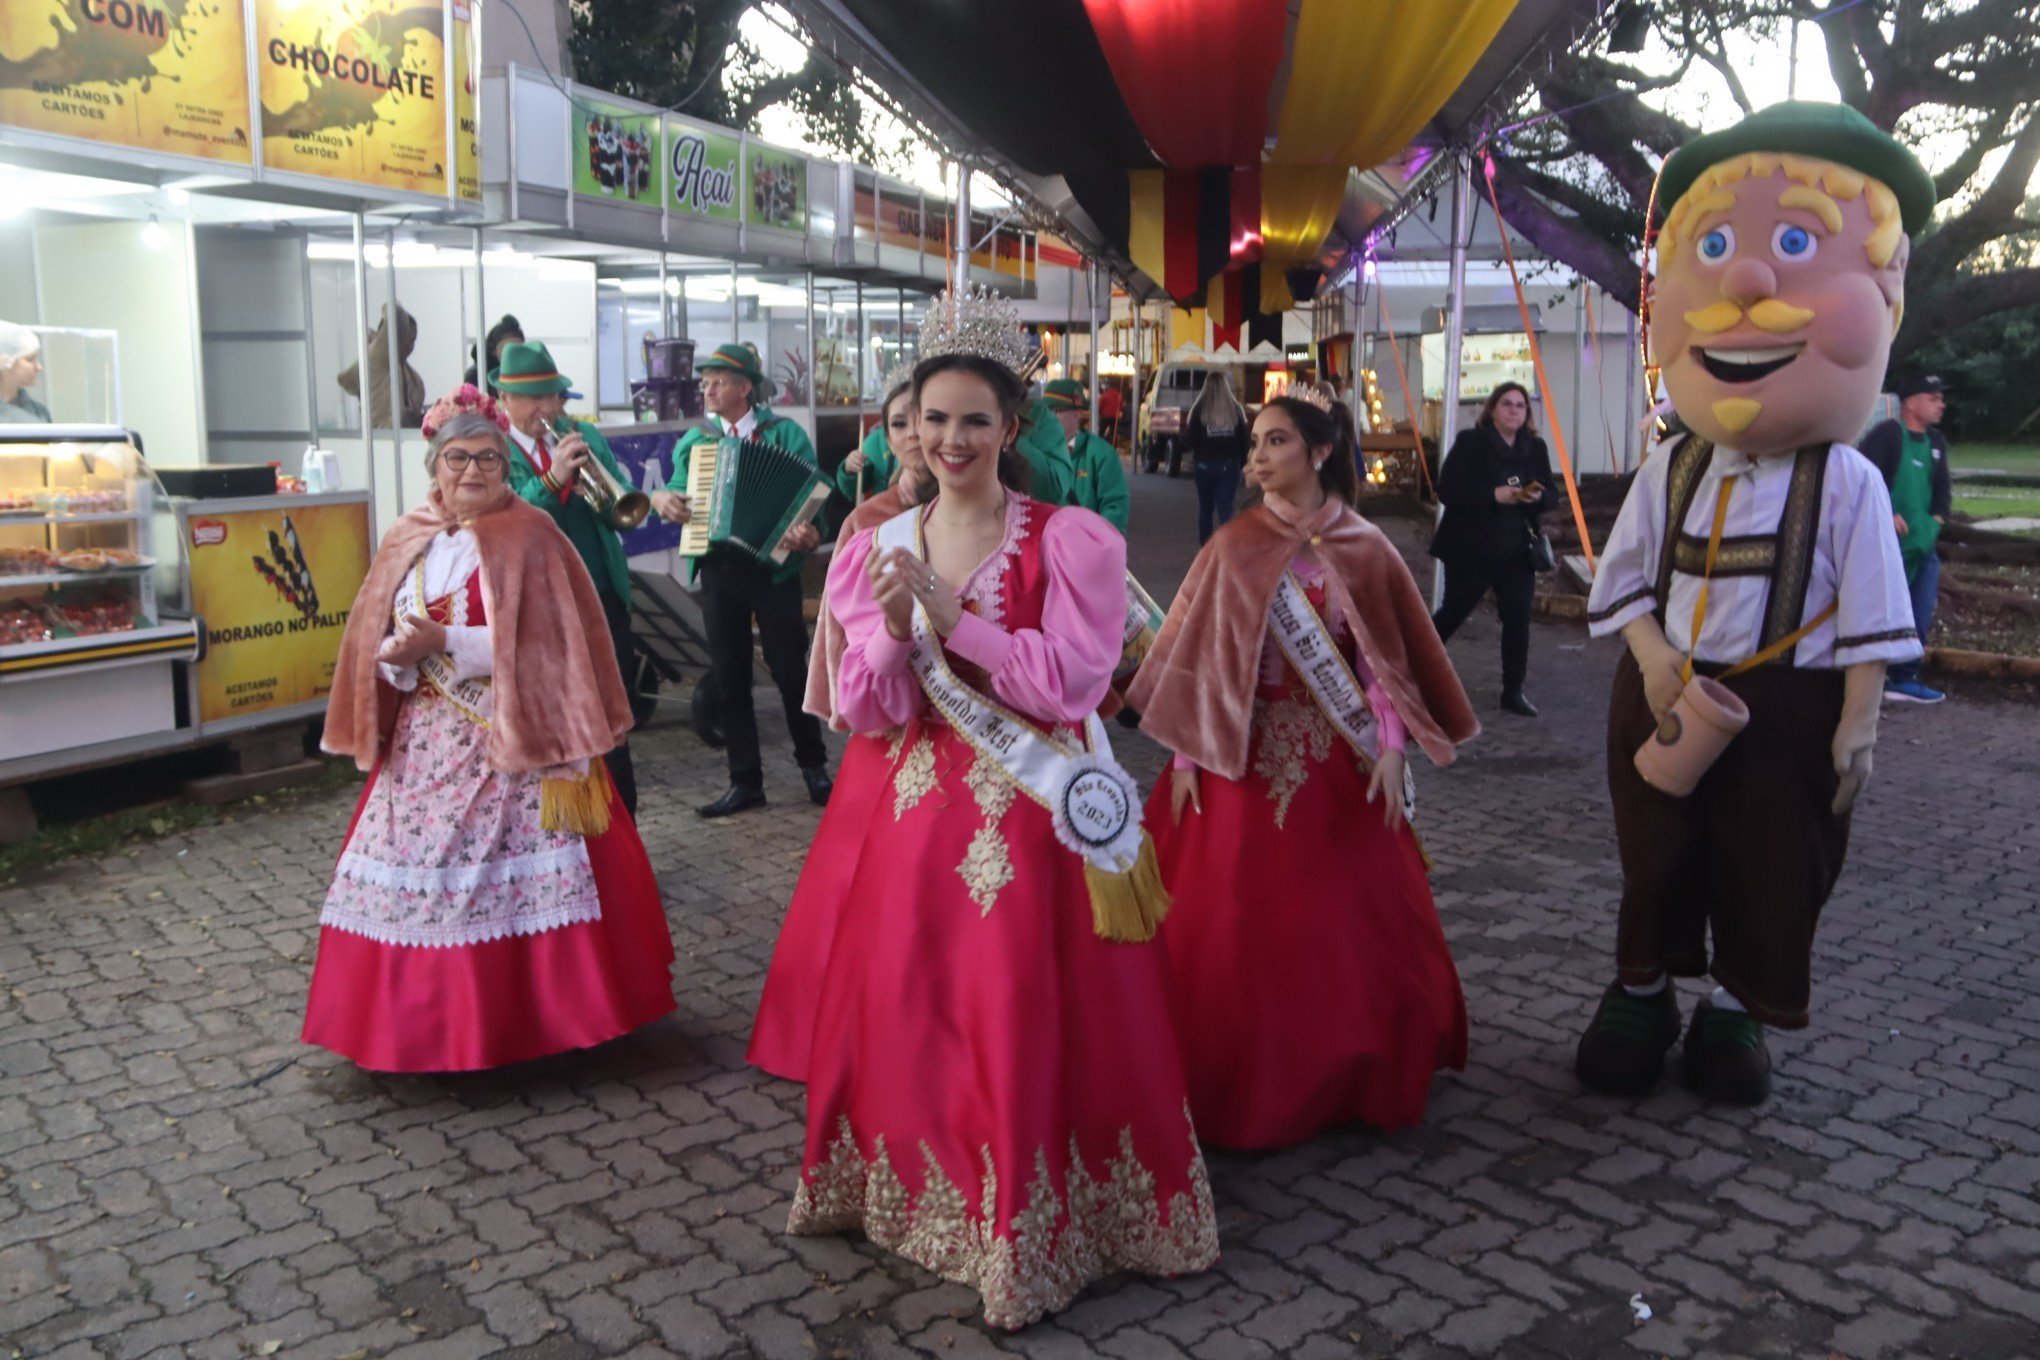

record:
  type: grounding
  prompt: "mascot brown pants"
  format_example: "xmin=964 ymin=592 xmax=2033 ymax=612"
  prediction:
xmin=1606 ymin=651 xmax=1851 ymax=1029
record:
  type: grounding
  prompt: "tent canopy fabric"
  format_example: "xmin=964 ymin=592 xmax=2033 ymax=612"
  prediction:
xmin=801 ymin=0 xmax=1593 ymax=307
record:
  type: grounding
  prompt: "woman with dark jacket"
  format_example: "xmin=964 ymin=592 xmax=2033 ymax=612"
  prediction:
xmin=1428 ymin=382 xmax=1553 ymax=717
xmin=1185 ymin=370 xmax=1250 ymax=543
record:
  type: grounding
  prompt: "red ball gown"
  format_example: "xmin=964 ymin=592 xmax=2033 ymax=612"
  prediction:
xmin=303 ymin=529 xmax=675 ymax=1072
xmin=1129 ymin=499 xmax=1480 ymax=1152
xmin=784 ymin=495 xmax=1218 ymax=1330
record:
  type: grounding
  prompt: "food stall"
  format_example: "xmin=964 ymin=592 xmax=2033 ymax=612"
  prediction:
xmin=0 ymin=428 xmax=202 ymax=768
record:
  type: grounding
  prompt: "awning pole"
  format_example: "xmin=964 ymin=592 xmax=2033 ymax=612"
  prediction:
xmin=1573 ymin=282 xmax=1587 ymax=472
xmin=352 ymin=212 xmax=376 ymax=539
xmin=1087 ymin=262 xmax=1102 ymax=428
xmin=1130 ymin=298 xmax=1144 ymax=465
xmin=473 ymin=225 xmax=486 ymax=378
xmin=951 ymin=162 xmax=971 ymax=295
xmin=385 ymin=228 xmax=405 ymax=514
xmin=1433 ymin=153 xmax=1472 ymax=603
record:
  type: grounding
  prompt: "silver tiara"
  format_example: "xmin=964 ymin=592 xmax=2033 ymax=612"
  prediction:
xmin=916 ymin=285 xmax=1036 ymax=377
xmin=1288 ymin=381 xmax=1336 ymax=414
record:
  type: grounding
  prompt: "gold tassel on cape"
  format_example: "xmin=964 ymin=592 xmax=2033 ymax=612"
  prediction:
xmin=1086 ymin=832 xmax=1172 ymax=943
xmin=540 ymin=759 xmax=614 ymax=837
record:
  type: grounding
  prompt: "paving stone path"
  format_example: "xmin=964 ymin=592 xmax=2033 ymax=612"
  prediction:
xmin=3 ymin=473 xmax=2037 ymax=1359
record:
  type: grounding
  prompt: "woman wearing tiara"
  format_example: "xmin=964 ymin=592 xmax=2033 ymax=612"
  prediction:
xmin=783 ymin=293 xmax=1217 ymax=1328
xmin=748 ymin=374 xmax=932 ymax=1081
xmin=304 ymin=387 xmax=675 ymax=1072
xmin=1128 ymin=391 xmax=1480 ymax=1149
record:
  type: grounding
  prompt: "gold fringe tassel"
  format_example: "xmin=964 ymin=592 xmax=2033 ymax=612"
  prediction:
xmin=1086 ymin=832 xmax=1172 ymax=943
xmin=540 ymin=759 xmax=614 ymax=837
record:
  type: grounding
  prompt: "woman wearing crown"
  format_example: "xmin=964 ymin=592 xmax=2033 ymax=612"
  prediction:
xmin=778 ymin=291 xmax=1217 ymax=1328
xmin=1128 ymin=391 xmax=1480 ymax=1149
xmin=748 ymin=371 xmax=932 ymax=1082
xmin=303 ymin=387 xmax=675 ymax=1072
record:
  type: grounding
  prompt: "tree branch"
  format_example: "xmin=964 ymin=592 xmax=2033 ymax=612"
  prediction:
xmin=1895 ymin=265 xmax=2040 ymax=360
xmin=1913 ymin=107 xmax=2040 ymax=284
xmin=1488 ymin=160 xmax=1644 ymax=313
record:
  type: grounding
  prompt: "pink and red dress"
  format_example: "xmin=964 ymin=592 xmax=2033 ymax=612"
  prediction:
xmin=1148 ymin=559 xmax=1467 ymax=1149
xmin=302 ymin=529 xmax=675 ymax=1072
xmin=782 ymin=495 xmax=1218 ymax=1329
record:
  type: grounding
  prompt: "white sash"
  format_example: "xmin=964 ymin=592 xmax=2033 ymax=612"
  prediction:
xmin=874 ymin=507 xmax=1147 ymax=875
xmin=399 ymin=559 xmax=491 ymax=727
xmin=1265 ymin=572 xmax=1417 ymax=821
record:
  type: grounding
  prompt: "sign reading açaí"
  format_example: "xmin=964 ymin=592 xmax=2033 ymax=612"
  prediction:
xmin=664 ymin=119 xmax=740 ymax=223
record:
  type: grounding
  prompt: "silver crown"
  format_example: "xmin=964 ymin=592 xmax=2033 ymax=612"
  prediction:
xmin=915 ymin=285 xmax=1036 ymax=377
xmin=1288 ymin=381 xmax=1336 ymax=414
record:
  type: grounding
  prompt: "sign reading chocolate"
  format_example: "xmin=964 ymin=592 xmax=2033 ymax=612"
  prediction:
xmin=254 ymin=0 xmax=451 ymax=196
xmin=0 ymin=0 xmax=254 ymax=164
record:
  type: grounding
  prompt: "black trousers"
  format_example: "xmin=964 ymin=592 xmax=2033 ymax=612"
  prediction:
xmin=1431 ymin=553 xmax=1535 ymax=693
xmin=698 ymin=554 xmax=827 ymax=790
xmin=599 ymin=588 xmax=639 ymax=816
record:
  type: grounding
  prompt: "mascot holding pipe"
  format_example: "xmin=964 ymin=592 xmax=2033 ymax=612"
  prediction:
xmin=1579 ymin=103 xmax=1935 ymax=1105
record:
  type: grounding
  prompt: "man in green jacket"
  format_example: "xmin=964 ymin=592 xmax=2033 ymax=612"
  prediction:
xmin=649 ymin=343 xmax=830 ymax=817
xmin=1041 ymin=378 xmax=1131 ymax=532
xmin=1015 ymin=397 xmax=1072 ymax=507
xmin=494 ymin=341 xmax=642 ymax=814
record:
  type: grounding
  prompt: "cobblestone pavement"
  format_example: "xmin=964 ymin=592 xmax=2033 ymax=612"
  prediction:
xmin=4 ymin=473 xmax=2039 ymax=1360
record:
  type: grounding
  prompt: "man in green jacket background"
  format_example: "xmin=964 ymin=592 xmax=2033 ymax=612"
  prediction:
xmin=494 ymin=341 xmax=642 ymax=814
xmin=1041 ymin=378 xmax=1131 ymax=532
xmin=650 ymin=343 xmax=831 ymax=818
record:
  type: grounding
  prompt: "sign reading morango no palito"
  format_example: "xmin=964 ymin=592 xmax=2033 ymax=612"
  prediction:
xmin=187 ymin=499 xmax=372 ymax=725
xmin=0 ymin=0 xmax=254 ymax=163
xmin=255 ymin=0 xmax=449 ymax=195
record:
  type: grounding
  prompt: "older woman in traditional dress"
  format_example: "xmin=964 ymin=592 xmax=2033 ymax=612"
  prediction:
xmin=302 ymin=387 xmax=675 ymax=1072
xmin=778 ymin=292 xmax=1217 ymax=1329
xmin=1130 ymin=392 xmax=1480 ymax=1149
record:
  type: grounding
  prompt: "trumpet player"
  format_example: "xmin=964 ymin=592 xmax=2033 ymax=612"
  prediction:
xmin=496 ymin=341 xmax=643 ymax=815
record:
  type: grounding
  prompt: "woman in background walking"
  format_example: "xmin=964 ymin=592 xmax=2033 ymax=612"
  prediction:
xmin=1428 ymin=382 xmax=1553 ymax=717
xmin=1185 ymin=371 xmax=1250 ymax=543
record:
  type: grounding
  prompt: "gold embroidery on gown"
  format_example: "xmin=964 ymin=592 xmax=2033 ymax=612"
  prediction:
xmin=1251 ymin=696 xmax=1336 ymax=828
xmin=892 ymin=731 xmax=938 ymax=819
xmin=958 ymin=753 xmax=1017 ymax=914
xmin=789 ymin=1107 xmax=1220 ymax=1331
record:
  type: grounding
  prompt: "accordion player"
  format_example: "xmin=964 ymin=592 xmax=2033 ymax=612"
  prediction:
xmin=674 ymin=435 xmax=832 ymax=567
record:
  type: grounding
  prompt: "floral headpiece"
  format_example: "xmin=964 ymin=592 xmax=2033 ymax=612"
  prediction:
xmin=422 ymin=384 xmax=512 ymax=440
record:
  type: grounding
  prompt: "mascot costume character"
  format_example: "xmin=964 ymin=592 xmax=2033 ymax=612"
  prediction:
xmin=1578 ymin=102 xmax=1935 ymax=1105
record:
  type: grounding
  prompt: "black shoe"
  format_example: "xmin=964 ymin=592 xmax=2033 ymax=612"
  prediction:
xmin=1114 ymin=706 xmax=1142 ymax=730
xmin=1501 ymin=689 xmax=1539 ymax=717
xmin=1681 ymin=999 xmax=1771 ymax=1105
xmin=801 ymin=765 xmax=834 ymax=807
xmin=1575 ymin=980 xmax=1683 ymax=1096
xmin=698 ymin=785 xmax=766 ymax=819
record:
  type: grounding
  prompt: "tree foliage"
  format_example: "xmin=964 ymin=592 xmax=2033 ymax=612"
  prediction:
xmin=567 ymin=0 xmax=907 ymax=171
xmin=1489 ymin=0 xmax=2040 ymax=364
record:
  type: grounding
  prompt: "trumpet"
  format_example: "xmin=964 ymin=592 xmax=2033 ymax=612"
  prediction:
xmin=554 ymin=416 xmax=651 ymax=529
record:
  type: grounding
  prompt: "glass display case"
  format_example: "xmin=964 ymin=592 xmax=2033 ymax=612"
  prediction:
xmin=0 ymin=428 xmax=200 ymax=766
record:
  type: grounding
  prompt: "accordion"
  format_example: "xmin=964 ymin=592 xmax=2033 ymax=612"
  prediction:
xmin=677 ymin=434 xmax=831 ymax=564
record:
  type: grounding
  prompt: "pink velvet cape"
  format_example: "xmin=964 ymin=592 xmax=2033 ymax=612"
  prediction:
xmin=803 ymin=485 xmax=908 ymax=732
xmin=1127 ymin=498 xmax=1479 ymax=780
xmin=323 ymin=490 xmax=634 ymax=774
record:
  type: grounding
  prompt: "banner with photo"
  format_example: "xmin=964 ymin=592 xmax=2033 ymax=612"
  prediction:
xmin=744 ymin=141 xmax=806 ymax=232
xmin=572 ymin=93 xmax=660 ymax=206
xmin=663 ymin=117 xmax=740 ymax=224
xmin=0 ymin=0 xmax=254 ymax=165
xmin=255 ymin=0 xmax=451 ymax=196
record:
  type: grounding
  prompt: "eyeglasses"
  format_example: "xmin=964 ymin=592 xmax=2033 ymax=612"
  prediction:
xmin=440 ymin=450 xmax=506 ymax=470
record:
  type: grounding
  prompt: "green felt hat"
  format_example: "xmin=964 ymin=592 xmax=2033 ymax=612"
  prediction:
xmin=1042 ymin=378 xmax=1087 ymax=411
xmin=1658 ymin=100 xmax=1937 ymax=237
xmin=489 ymin=342 xmax=579 ymax=397
xmin=697 ymin=342 xmax=766 ymax=390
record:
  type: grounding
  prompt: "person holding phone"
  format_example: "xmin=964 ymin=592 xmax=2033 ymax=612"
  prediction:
xmin=1428 ymin=382 xmax=1555 ymax=717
